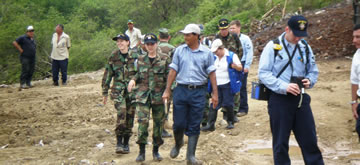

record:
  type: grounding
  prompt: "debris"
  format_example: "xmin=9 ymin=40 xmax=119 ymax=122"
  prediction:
xmin=68 ymin=157 xmax=76 ymax=160
xmin=96 ymin=143 xmax=104 ymax=149
xmin=39 ymin=140 xmax=44 ymax=147
xmin=104 ymin=129 xmax=111 ymax=135
xmin=315 ymin=10 xmax=326 ymax=15
xmin=1 ymin=144 xmax=9 ymax=149
xmin=80 ymin=159 xmax=90 ymax=164
xmin=0 ymin=84 xmax=9 ymax=88
xmin=220 ymin=134 xmax=226 ymax=138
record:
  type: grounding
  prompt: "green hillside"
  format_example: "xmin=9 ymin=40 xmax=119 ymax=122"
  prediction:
xmin=0 ymin=0 xmax=342 ymax=84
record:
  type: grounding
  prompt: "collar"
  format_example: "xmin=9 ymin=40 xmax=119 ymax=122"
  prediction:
xmin=185 ymin=42 xmax=206 ymax=52
xmin=281 ymin=32 xmax=296 ymax=48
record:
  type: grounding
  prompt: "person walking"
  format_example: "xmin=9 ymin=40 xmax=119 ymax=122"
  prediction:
xmin=125 ymin=20 xmax=142 ymax=52
xmin=201 ymin=39 xmax=242 ymax=131
xmin=229 ymin=20 xmax=254 ymax=117
xmin=162 ymin=24 xmax=218 ymax=165
xmin=258 ymin=15 xmax=324 ymax=165
xmin=102 ymin=33 xmax=138 ymax=154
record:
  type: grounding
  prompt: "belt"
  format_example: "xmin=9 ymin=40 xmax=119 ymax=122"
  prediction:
xmin=177 ymin=83 xmax=206 ymax=89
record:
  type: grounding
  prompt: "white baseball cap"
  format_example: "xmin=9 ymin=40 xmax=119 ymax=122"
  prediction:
xmin=210 ymin=39 xmax=223 ymax=52
xmin=27 ymin=25 xmax=34 ymax=31
xmin=180 ymin=24 xmax=201 ymax=34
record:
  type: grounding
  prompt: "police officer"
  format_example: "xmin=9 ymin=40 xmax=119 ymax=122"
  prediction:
xmin=128 ymin=33 xmax=171 ymax=162
xmin=229 ymin=20 xmax=254 ymax=117
xmin=102 ymin=33 xmax=138 ymax=154
xmin=158 ymin=28 xmax=175 ymax=138
xmin=215 ymin=18 xmax=242 ymax=122
xmin=258 ymin=15 xmax=324 ymax=165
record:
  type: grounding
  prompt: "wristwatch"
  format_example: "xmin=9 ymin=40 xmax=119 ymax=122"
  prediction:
xmin=350 ymin=100 xmax=358 ymax=105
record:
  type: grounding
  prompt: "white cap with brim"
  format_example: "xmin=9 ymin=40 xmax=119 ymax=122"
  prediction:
xmin=27 ymin=25 xmax=34 ymax=31
xmin=210 ymin=39 xmax=223 ymax=52
xmin=180 ymin=24 xmax=201 ymax=35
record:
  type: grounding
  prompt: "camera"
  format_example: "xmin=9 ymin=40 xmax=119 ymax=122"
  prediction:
xmin=290 ymin=76 xmax=304 ymax=88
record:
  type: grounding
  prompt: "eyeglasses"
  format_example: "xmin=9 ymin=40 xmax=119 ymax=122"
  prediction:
xmin=27 ymin=30 xmax=34 ymax=32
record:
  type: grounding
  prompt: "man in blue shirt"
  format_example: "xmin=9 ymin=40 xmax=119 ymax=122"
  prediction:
xmin=229 ymin=20 xmax=254 ymax=117
xmin=13 ymin=25 xmax=36 ymax=89
xmin=162 ymin=23 xmax=218 ymax=165
xmin=258 ymin=15 xmax=324 ymax=165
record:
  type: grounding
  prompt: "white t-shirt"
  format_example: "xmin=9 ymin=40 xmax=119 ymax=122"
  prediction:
xmin=351 ymin=49 xmax=360 ymax=96
xmin=125 ymin=27 xmax=142 ymax=49
xmin=214 ymin=49 xmax=241 ymax=85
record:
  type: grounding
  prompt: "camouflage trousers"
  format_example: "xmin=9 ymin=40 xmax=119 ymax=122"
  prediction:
xmin=220 ymin=92 xmax=240 ymax=113
xmin=233 ymin=92 xmax=240 ymax=113
xmin=136 ymin=101 xmax=165 ymax=147
xmin=114 ymin=97 xmax=136 ymax=137
xmin=201 ymin=93 xmax=211 ymax=125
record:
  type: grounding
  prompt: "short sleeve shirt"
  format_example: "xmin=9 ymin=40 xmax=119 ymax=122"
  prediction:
xmin=125 ymin=27 xmax=142 ymax=49
xmin=16 ymin=35 xmax=36 ymax=57
xmin=51 ymin=32 xmax=71 ymax=60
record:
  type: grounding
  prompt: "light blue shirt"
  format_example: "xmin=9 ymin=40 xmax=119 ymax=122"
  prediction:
xmin=239 ymin=34 xmax=254 ymax=69
xmin=258 ymin=32 xmax=318 ymax=95
xmin=169 ymin=43 xmax=216 ymax=85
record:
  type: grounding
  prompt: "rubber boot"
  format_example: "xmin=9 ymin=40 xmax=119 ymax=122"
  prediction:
xmin=153 ymin=146 xmax=163 ymax=161
xmin=170 ymin=130 xmax=184 ymax=158
xmin=122 ymin=135 xmax=130 ymax=154
xmin=115 ymin=135 xmax=123 ymax=154
xmin=162 ymin=129 xmax=172 ymax=138
xmin=186 ymin=135 xmax=202 ymax=165
xmin=136 ymin=144 xmax=146 ymax=162
xmin=225 ymin=107 xmax=234 ymax=129
xmin=201 ymin=107 xmax=217 ymax=132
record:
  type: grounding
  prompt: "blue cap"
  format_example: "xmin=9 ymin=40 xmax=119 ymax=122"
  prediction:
xmin=288 ymin=15 xmax=308 ymax=37
xmin=112 ymin=33 xmax=129 ymax=41
xmin=127 ymin=19 xmax=134 ymax=24
xmin=144 ymin=33 xmax=158 ymax=44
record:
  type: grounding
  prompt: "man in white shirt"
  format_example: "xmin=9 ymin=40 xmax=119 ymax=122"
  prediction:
xmin=51 ymin=24 xmax=71 ymax=86
xmin=351 ymin=24 xmax=360 ymax=141
xmin=125 ymin=20 xmax=142 ymax=51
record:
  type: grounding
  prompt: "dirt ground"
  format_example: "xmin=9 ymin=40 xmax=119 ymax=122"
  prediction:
xmin=0 ymin=57 xmax=359 ymax=165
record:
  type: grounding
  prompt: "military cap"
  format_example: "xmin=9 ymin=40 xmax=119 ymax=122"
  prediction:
xmin=144 ymin=33 xmax=158 ymax=44
xmin=218 ymin=18 xmax=229 ymax=30
xmin=112 ymin=33 xmax=130 ymax=41
xmin=288 ymin=15 xmax=308 ymax=37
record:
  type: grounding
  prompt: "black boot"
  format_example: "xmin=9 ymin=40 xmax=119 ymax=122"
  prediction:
xmin=170 ymin=130 xmax=184 ymax=158
xmin=122 ymin=135 xmax=130 ymax=154
xmin=225 ymin=107 xmax=234 ymax=129
xmin=153 ymin=146 xmax=163 ymax=161
xmin=186 ymin=135 xmax=202 ymax=165
xmin=136 ymin=144 xmax=146 ymax=162
xmin=162 ymin=129 xmax=172 ymax=138
xmin=115 ymin=135 xmax=123 ymax=154
xmin=201 ymin=107 xmax=217 ymax=132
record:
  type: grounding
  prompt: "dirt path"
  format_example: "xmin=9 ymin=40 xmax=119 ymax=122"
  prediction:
xmin=0 ymin=57 xmax=359 ymax=165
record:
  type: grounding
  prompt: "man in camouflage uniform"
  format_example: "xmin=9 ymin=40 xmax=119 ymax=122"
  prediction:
xmin=102 ymin=33 xmax=138 ymax=154
xmin=128 ymin=33 xmax=171 ymax=162
xmin=158 ymin=28 xmax=175 ymax=138
xmin=215 ymin=18 xmax=243 ymax=123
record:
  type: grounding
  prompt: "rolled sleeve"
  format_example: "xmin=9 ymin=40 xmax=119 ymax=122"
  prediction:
xmin=206 ymin=52 xmax=216 ymax=74
xmin=169 ymin=49 xmax=180 ymax=72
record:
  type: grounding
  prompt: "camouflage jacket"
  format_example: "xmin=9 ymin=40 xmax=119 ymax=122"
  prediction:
xmin=102 ymin=49 xmax=139 ymax=102
xmin=215 ymin=32 xmax=243 ymax=60
xmin=132 ymin=49 xmax=171 ymax=105
xmin=158 ymin=41 xmax=175 ymax=58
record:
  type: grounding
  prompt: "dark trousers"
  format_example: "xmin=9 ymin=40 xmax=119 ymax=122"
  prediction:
xmin=268 ymin=92 xmax=324 ymax=165
xmin=356 ymin=105 xmax=360 ymax=138
xmin=172 ymin=85 xmax=206 ymax=136
xmin=213 ymin=83 xmax=234 ymax=110
xmin=52 ymin=59 xmax=68 ymax=83
xmin=239 ymin=61 xmax=249 ymax=113
xmin=20 ymin=56 xmax=35 ymax=85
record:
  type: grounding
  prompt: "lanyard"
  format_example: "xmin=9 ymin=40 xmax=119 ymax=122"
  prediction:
xmin=281 ymin=34 xmax=299 ymax=76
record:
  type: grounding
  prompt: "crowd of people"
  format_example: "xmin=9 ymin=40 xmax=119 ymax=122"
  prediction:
xmin=13 ymin=15 xmax=342 ymax=165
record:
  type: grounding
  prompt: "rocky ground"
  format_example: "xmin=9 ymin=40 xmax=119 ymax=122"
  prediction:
xmin=1 ymin=2 xmax=360 ymax=165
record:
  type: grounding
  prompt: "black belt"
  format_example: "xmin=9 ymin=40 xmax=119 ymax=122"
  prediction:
xmin=177 ymin=83 xmax=206 ymax=89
